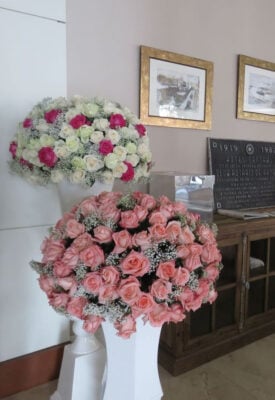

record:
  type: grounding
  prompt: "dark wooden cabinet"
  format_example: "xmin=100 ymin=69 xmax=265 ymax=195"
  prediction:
xmin=158 ymin=213 xmax=275 ymax=376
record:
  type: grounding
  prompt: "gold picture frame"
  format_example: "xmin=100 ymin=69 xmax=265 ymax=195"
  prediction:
xmin=237 ymin=55 xmax=275 ymax=122
xmin=139 ymin=46 xmax=213 ymax=130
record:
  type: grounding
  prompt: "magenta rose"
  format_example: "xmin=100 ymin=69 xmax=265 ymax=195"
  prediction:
xmin=109 ymin=113 xmax=126 ymax=128
xmin=135 ymin=124 xmax=146 ymax=136
xmin=19 ymin=157 xmax=33 ymax=168
xmin=44 ymin=109 xmax=61 ymax=123
xmin=38 ymin=146 xmax=58 ymax=167
xmin=9 ymin=141 xmax=17 ymax=158
xmin=69 ymin=114 xmax=88 ymax=129
xmin=23 ymin=118 xmax=32 ymax=128
xmin=120 ymin=250 xmax=150 ymax=277
xmin=121 ymin=161 xmax=135 ymax=182
xmin=98 ymin=139 xmax=114 ymax=155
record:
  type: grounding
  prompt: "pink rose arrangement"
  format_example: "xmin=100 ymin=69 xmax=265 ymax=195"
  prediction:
xmin=8 ymin=96 xmax=152 ymax=187
xmin=31 ymin=191 xmax=222 ymax=338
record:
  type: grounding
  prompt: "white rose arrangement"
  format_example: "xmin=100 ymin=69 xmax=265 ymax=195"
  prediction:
xmin=9 ymin=96 xmax=152 ymax=187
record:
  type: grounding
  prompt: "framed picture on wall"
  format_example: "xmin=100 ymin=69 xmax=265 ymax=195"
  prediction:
xmin=139 ymin=46 xmax=213 ymax=130
xmin=237 ymin=55 xmax=275 ymax=122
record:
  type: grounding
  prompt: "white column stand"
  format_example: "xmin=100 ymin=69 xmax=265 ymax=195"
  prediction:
xmin=50 ymin=320 xmax=106 ymax=400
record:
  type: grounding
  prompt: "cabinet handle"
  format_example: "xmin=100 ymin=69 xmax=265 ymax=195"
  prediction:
xmin=242 ymin=280 xmax=250 ymax=290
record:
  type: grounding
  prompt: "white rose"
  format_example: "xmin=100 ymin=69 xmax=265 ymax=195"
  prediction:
xmin=113 ymin=146 xmax=127 ymax=161
xmin=66 ymin=136 xmax=80 ymax=153
xmin=59 ymin=123 xmax=75 ymax=138
xmin=90 ymin=130 xmax=104 ymax=144
xmin=51 ymin=170 xmax=64 ymax=183
xmin=51 ymin=96 xmax=67 ymax=109
xmin=135 ymin=164 xmax=150 ymax=179
xmin=137 ymin=143 xmax=152 ymax=161
xmin=113 ymin=162 xmax=127 ymax=178
xmin=104 ymin=153 xmax=119 ymax=170
xmin=101 ymin=170 xmax=115 ymax=184
xmin=71 ymin=95 xmax=87 ymax=107
xmin=84 ymin=155 xmax=104 ymax=172
xmin=36 ymin=119 xmax=49 ymax=133
xmin=105 ymin=129 xmax=121 ymax=144
xmin=40 ymin=134 xmax=55 ymax=147
xmin=93 ymin=118 xmax=109 ymax=131
xmin=123 ymin=107 xmax=139 ymax=124
xmin=126 ymin=154 xmax=140 ymax=167
xmin=54 ymin=143 xmax=70 ymax=158
xmin=120 ymin=126 xmax=138 ymax=140
xmin=125 ymin=142 xmax=137 ymax=154
xmin=69 ymin=170 xmax=86 ymax=184
xmin=65 ymin=109 xmax=80 ymax=122
xmin=80 ymin=103 xmax=100 ymax=117
xmin=103 ymin=101 xmax=119 ymax=115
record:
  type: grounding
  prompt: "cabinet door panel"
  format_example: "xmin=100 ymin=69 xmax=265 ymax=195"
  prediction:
xmin=215 ymin=288 xmax=236 ymax=329
xmin=247 ymin=279 xmax=266 ymax=317
xmin=190 ymin=303 xmax=212 ymax=338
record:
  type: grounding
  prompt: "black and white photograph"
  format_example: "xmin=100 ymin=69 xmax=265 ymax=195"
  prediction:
xmin=237 ymin=55 xmax=275 ymax=122
xmin=140 ymin=46 xmax=213 ymax=130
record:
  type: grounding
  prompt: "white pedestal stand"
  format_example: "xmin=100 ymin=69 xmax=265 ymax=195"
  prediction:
xmin=101 ymin=318 xmax=163 ymax=400
xmin=50 ymin=320 xmax=106 ymax=400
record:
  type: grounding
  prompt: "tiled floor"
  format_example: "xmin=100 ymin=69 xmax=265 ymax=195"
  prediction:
xmin=3 ymin=334 xmax=275 ymax=400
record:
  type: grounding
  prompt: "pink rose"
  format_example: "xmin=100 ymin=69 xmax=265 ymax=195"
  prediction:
xmin=149 ymin=224 xmax=167 ymax=241
xmin=49 ymin=293 xmax=69 ymax=308
xmin=140 ymin=194 xmax=157 ymax=210
xmin=53 ymin=260 xmax=73 ymax=277
xmin=72 ymin=233 xmax=94 ymax=252
xmin=184 ymin=255 xmax=202 ymax=272
xmin=132 ymin=231 xmax=151 ymax=250
xmin=78 ymin=197 xmax=98 ymax=216
xmin=83 ymin=272 xmax=103 ymax=294
xmin=135 ymin=123 xmax=146 ymax=137
xmin=23 ymin=118 xmax=32 ymax=128
xmin=38 ymin=146 xmax=58 ymax=167
xmin=112 ymin=230 xmax=132 ymax=254
xmin=101 ymin=266 xmax=120 ymax=285
xmin=65 ymin=219 xmax=85 ymax=239
xmin=156 ymin=261 xmax=176 ymax=280
xmin=118 ymin=276 xmax=141 ymax=305
xmin=172 ymin=267 xmax=190 ymax=286
xmin=181 ymin=226 xmax=195 ymax=244
xmin=150 ymin=279 xmax=172 ymax=300
xmin=62 ymin=247 xmax=79 ymax=269
xmin=178 ymin=287 xmax=194 ymax=307
xmin=57 ymin=276 xmax=76 ymax=291
xmin=147 ymin=303 xmax=170 ymax=327
xmin=186 ymin=294 xmax=203 ymax=312
xmin=9 ymin=141 xmax=17 ymax=158
xmin=168 ymin=303 xmax=186 ymax=323
xmin=196 ymin=225 xmax=216 ymax=244
xmin=98 ymin=139 xmax=114 ymax=155
xmin=55 ymin=212 xmax=75 ymax=231
xmin=132 ymin=293 xmax=155 ymax=318
xmin=201 ymin=243 xmax=222 ymax=264
xmin=94 ymin=225 xmax=113 ymax=243
xmin=109 ymin=113 xmax=126 ymax=128
xmin=133 ymin=205 xmax=148 ymax=222
xmin=159 ymin=195 xmax=172 ymax=206
xmin=41 ymin=238 xmax=65 ymax=262
xmin=208 ymin=289 xmax=218 ymax=304
xmin=83 ymin=315 xmax=104 ymax=334
xmin=67 ymin=297 xmax=87 ymax=319
xmin=121 ymin=162 xmax=135 ymax=182
xmin=98 ymin=285 xmax=119 ymax=303
xmin=114 ymin=315 xmax=136 ymax=339
xmin=205 ymin=263 xmax=220 ymax=281
xmin=44 ymin=109 xmax=61 ymax=123
xmin=173 ymin=202 xmax=187 ymax=214
xmin=165 ymin=221 xmax=183 ymax=243
xmin=69 ymin=114 xmax=88 ymax=129
xmin=176 ymin=244 xmax=190 ymax=259
xmin=39 ymin=276 xmax=55 ymax=296
xmin=99 ymin=204 xmax=121 ymax=222
xmin=159 ymin=204 xmax=174 ymax=219
xmin=119 ymin=210 xmax=139 ymax=229
xmin=120 ymin=250 xmax=150 ymax=277
xmin=80 ymin=244 xmax=105 ymax=269
xmin=196 ymin=279 xmax=210 ymax=299
xmin=149 ymin=211 xmax=167 ymax=225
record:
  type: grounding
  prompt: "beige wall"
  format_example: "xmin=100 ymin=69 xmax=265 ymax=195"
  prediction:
xmin=67 ymin=0 xmax=275 ymax=174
